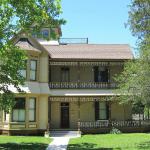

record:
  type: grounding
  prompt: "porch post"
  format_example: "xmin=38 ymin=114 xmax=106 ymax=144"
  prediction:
xmin=48 ymin=98 xmax=51 ymax=131
xmin=78 ymin=97 xmax=80 ymax=132
xmin=77 ymin=62 xmax=80 ymax=88
xmin=108 ymin=101 xmax=112 ymax=127
xmin=109 ymin=101 xmax=111 ymax=120
xmin=108 ymin=62 xmax=111 ymax=88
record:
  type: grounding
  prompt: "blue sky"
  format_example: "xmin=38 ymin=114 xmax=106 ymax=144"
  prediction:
xmin=60 ymin=0 xmax=137 ymax=54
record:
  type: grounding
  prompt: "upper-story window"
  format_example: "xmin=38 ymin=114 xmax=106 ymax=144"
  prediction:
xmin=94 ymin=66 xmax=108 ymax=82
xmin=30 ymin=60 xmax=37 ymax=81
xmin=32 ymin=29 xmax=49 ymax=39
xmin=19 ymin=60 xmax=27 ymax=79
xmin=61 ymin=67 xmax=70 ymax=82
xmin=42 ymin=29 xmax=49 ymax=39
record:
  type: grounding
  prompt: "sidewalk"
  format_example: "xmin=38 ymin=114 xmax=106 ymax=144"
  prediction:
xmin=46 ymin=137 xmax=70 ymax=150
xmin=46 ymin=131 xmax=81 ymax=150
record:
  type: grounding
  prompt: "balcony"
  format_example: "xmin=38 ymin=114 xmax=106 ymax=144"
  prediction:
xmin=49 ymin=61 xmax=123 ymax=89
xmin=49 ymin=82 xmax=117 ymax=89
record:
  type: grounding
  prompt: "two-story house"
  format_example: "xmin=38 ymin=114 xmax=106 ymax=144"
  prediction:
xmin=1 ymin=27 xmax=147 ymax=135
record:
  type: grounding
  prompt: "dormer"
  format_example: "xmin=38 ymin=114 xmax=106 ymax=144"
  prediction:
xmin=31 ymin=26 xmax=62 ymax=41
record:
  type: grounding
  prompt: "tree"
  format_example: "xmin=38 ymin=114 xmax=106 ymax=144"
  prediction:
xmin=0 ymin=0 xmax=65 ymax=112
xmin=115 ymin=0 xmax=150 ymax=111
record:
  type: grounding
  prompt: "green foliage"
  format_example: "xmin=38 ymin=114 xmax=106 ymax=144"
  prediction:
xmin=132 ymin=101 xmax=144 ymax=114
xmin=0 ymin=0 xmax=64 ymax=112
xmin=128 ymin=0 xmax=150 ymax=40
xmin=115 ymin=0 xmax=150 ymax=108
xmin=110 ymin=127 xmax=122 ymax=134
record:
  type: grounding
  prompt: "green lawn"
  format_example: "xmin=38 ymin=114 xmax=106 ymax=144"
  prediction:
xmin=68 ymin=133 xmax=150 ymax=150
xmin=0 ymin=136 xmax=52 ymax=150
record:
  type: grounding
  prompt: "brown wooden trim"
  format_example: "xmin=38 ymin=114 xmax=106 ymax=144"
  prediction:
xmin=0 ymin=129 xmax=46 ymax=136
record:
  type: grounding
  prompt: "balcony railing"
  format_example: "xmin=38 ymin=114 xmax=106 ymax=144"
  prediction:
xmin=49 ymin=82 xmax=117 ymax=89
xmin=79 ymin=120 xmax=150 ymax=129
xmin=59 ymin=38 xmax=88 ymax=44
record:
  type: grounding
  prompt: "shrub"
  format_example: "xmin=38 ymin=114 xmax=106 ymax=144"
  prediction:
xmin=110 ymin=127 xmax=122 ymax=134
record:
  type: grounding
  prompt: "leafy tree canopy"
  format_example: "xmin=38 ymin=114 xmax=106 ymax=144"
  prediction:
xmin=116 ymin=0 xmax=150 ymax=108
xmin=0 ymin=0 xmax=65 ymax=112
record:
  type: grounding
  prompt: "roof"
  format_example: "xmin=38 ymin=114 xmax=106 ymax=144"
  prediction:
xmin=44 ymin=44 xmax=133 ymax=60
xmin=15 ymin=38 xmax=41 ymax=52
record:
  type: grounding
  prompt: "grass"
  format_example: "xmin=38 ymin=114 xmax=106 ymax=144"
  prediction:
xmin=0 ymin=136 xmax=52 ymax=150
xmin=68 ymin=133 xmax=150 ymax=150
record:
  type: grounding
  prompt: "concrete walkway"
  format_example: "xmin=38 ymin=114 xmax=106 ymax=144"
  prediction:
xmin=46 ymin=131 xmax=81 ymax=150
xmin=46 ymin=137 xmax=70 ymax=150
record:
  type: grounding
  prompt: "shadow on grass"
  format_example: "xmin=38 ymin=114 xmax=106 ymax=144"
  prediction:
xmin=67 ymin=143 xmax=121 ymax=150
xmin=0 ymin=142 xmax=48 ymax=150
xmin=137 ymin=141 xmax=150 ymax=149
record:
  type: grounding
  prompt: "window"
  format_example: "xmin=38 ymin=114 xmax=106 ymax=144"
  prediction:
xmin=4 ymin=112 xmax=9 ymax=122
xmin=42 ymin=29 xmax=49 ymax=38
xmin=61 ymin=67 xmax=70 ymax=82
xmin=94 ymin=66 xmax=108 ymax=82
xmin=19 ymin=60 xmax=27 ymax=79
xmin=12 ymin=98 xmax=25 ymax=122
xmin=95 ymin=101 xmax=109 ymax=120
xmin=30 ymin=60 xmax=37 ymax=81
xmin=99 ymin=102 xmax=107 ymax=120
xmin=29 ymin=98 xmax=36 ymax=122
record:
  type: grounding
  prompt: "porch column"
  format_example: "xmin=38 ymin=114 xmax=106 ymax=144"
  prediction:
xmin=108 ymin=62 xmax=111 ymax=88
xmin=48 ymin=98 xmax=51 ymax=131
xmin=78 ymin=97 xmax=80 ymax=131
xmin=109 ymin=101 xmax=112 ymax=121
xmin=77 ymin=62 xmax=80 ymax=88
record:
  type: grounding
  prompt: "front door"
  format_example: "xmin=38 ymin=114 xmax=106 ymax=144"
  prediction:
xmin=61 ymin=102 xmax=69 ymax=128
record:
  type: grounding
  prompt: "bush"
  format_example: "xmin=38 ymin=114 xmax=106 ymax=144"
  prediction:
xmin=110 ymin=127 xmax=122 ymax=134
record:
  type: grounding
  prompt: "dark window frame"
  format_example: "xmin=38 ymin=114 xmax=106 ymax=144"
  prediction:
xmin=12 ymin=97 xmax=26 ymax=122
xmin=95 ymin=100 xmax=109 ymax=121
xmin=93 ymin=66 xmax=109 ymax=83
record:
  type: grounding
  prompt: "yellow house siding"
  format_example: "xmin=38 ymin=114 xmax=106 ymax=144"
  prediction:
xmin=51 ymin=101 xmax=60 ymax=129
xmin=70 ymin=102 xmax=78 ymax=128
xmin=80 ymin=102 xmax=95 ymax=121
xmin=50 ymin=66 xmax=61 ymax=82
xmin=39 ymin=52 xmax=49 ymax=83
xmin=111 ymin=102 xmax=132 ymax=120
xmin=80 ymin=67 xmax=93 ymax=82
xmin=38 ymin=95 xmax=48 ymax=129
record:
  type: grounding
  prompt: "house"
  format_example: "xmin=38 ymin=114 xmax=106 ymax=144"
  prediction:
xmin=0 ymin=27 xmax=149 ymax=135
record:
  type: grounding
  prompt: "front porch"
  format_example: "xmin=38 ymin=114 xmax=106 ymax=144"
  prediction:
xmin=48 ymin=96 xmax=150 ymax=133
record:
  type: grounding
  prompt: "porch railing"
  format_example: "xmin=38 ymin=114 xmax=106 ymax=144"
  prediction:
xmin=79 ymin=120 xmax=150 ymax=128
xmin=49 ymin=82 xmax=117 ymax=89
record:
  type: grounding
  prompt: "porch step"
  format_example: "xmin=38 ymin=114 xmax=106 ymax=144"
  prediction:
xmin=49 ymin=130 xmax=81 ymax=138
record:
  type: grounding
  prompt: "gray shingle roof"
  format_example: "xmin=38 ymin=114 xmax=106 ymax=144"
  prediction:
xmin=44 ymin=44 xmax=133 ymax=60
xmin=15 ymin=39 xmax=41 ymax=52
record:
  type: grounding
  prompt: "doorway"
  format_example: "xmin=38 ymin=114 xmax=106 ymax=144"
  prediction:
xmin=60 ymin=102 xmax=69 ymax=128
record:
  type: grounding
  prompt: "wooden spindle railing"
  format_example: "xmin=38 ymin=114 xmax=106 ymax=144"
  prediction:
xmin=79 ymin=120 xmax=150 ymax=129
xmin=49 ymin=82 xmax=117 ymax=89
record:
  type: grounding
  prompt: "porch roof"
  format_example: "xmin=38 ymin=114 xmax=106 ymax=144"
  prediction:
xmin=44 ymin=44 xmax=133 ymax=60
xmin=7 ymin=82 xmax=50 ymax=94
xmin=49 ymin=89 xmax=119 ymax=96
